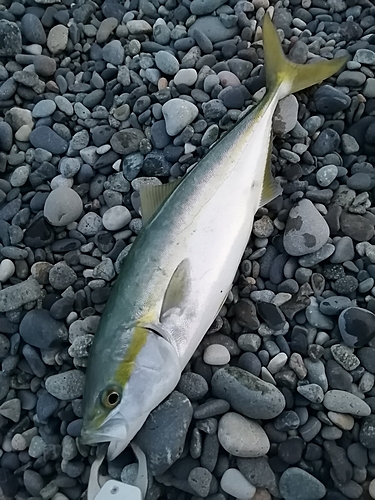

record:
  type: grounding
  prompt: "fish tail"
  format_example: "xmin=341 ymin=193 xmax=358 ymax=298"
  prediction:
xmin=263 ymin=13 xmax=348 ymax=100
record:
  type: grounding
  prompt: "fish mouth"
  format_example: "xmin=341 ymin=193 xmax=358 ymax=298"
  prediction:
xmin=80 ymin=429 xmax=113 ymax=446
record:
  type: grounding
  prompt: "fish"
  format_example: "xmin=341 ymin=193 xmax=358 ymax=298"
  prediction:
xmin=80 ymin=13 xmax=347 ymax=461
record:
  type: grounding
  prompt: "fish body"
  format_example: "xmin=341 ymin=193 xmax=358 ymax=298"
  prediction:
xmin=81 ymin=14 xmax=347 ymax=460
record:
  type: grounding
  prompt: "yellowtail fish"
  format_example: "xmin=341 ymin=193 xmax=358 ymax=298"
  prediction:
xmin=81 ymin=13 xmax=347 ymax=461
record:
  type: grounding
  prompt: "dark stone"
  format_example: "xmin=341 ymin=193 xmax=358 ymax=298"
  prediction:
xmin=339 ymin=307 xmax=375 ymax=348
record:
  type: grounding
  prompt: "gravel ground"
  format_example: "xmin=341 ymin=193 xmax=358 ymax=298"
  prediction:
xmin=0 ymin=0 xmax=375 ymax=499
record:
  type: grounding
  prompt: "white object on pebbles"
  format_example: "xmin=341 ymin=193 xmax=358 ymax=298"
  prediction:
xmin=218 ymin=412 xmax=270 ymax=458
xmin=44 ymin=186 xmax=83 ymax=227
xmin=220 ymin=468 xmax=256 ymax=499
xmin=0 ymin=259 xmax=15 ymax=282
xmin=102 ymin=206 xmax=132 ymax=231
xmin=203 ymin=344 xmax=231 ymax=365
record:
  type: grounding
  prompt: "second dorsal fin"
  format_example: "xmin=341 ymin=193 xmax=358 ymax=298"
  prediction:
xmin=139 ymin=179 xmax=182 ymax=224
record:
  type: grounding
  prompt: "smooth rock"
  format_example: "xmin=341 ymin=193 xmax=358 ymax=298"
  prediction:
xmin=135 ymin=391 xmax=193 ymax=475
xmin=323 ymin=390 xmax=371 ymax=417
xmin=283 ymin=199 xmax=329 ymax=256
xmin=218 ymin=412 xmax=270 ymax=458
xmin=211 ymin=367 xmax=285 ymax=419
xmin=162 ymin=99 xmax=199 ymax=136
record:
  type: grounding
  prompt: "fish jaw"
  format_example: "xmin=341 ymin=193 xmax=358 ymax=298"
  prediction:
xmin=81 ymin=329 xmax=181 ymax=459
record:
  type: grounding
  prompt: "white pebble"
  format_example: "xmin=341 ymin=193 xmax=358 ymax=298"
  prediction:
xmin=97 ymin=144 xmax=111 ymax=154
xmin=203 ymin=344 xmax=230 ymax=365
xmin=267 ymin=352 xmax=288 ymax=374
xmin=218 ymin=412 xmax=270 ymax=458
xmin=221 ymin=468 xmax=256 ymax=500
xmin=51 ymin=175 xmax=74 ymax=190
xmin=0 ymin=259 xmax=15 ymax=282
xmin=102 ymin=206 xmax=131 ymax=231
xmin=11 ymin=433 xmax=27 ymax=451
xmin=369 ymin=479 xmax=375 ymax=499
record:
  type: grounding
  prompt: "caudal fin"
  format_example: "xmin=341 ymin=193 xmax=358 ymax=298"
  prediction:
xmin=263 ymin=13 xmax=348 ymax=100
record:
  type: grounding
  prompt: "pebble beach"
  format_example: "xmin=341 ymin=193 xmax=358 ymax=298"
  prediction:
xmin=0 ymin=0 xmax=375 ymax=499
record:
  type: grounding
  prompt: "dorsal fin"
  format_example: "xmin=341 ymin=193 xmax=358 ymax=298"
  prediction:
xmin=139 ymin=179 xmax=182 ymax=224
xmin=259 ymin=133 xmax=283 ymax=207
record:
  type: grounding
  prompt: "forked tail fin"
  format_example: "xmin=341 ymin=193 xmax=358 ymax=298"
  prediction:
xmin=263 ymin=13 xmax=348 ymax=100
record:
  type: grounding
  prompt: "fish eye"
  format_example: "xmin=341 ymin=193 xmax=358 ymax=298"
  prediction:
xmin=101 ymin=387 xmax=121 ymax=409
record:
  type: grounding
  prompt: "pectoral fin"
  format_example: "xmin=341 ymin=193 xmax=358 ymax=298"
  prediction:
xmin=160 ymin=259 xmax=191 ymax=321
xmin=140 ymin=179 xmax=182 ymax=224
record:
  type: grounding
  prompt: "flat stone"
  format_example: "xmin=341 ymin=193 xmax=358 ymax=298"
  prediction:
xmin=45 ymin=370 xmax=85 ymax=400
xmin=279 ymin=468 xmax=326 ymax=500
xmin=0 ymin=278 xmax=41 ymax=312
xmin=135 ymin=391 xmax=193 ymax=475
xmin=220 ymin=468 xmax=256 ymax=500
xmin=20 ymin=308 xmax=67 ymax=348
xmin=283 ymin=199 xmax=330 ymax=257
xmin=47 ymin=25 xmax=69 ymax=54
xmin=111 ymin=129 xmax=145 ymax=154
xmin=29 ymin=126 xmax=68 ymax=155
xmin=162 ymin=99 xmax=199 ymax=136
xmin=0 ymin=20 xmax=22 ymax=56
xmin=188 ymin=16 xmax=239 ymax=43
xmin=323 ymin=390 xmax=371 ymax=417
xmin=211 ymin=366 xmax=285 ymax=419
xmin=44 ymin=187 xmax=83 ymax=227
xmin=218 ymin=412 xmax=270 ymax=457
xmin=339 ymin=307 xmax=375 ymax=348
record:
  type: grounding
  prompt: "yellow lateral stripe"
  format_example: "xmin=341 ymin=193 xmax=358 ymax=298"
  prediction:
xmin=114 ymin=324 xmax=149 ymax=386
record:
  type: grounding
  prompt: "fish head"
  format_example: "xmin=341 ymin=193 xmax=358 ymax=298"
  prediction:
xmin=80 ymin=325 xmax=181 ymax=460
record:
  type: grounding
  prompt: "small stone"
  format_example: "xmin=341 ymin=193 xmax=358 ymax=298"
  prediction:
xmin=336 ymin=70 xmax=366 ymax=87
xmin=283 ymin=199 xmax=329 ymax=256
xmin=177 ymin=372 xmax=208 ymax=400
xmin=162 ymin=99 xmax=199 ymax=136
xmin=316 ymin=165 xmax=338 ymax=187
xmin=111 ymin=129 xmax=145 ymax=155
xmin=0 ymin=278 xmax=41 ymax=313
xmin=220 ymin=468 xmax=256 ymax=500
xmin=310 ymin=128 xmax=340 ymax=156
xmin=338 ymin=307 xmax=375 ymax=348
xmin=188 ymin=467 xmax=212 ymax=497
xmin=135 ymin=391 xmax=193 ymax=475
xmin=174 ymin=69 xmax=197 ymax=86
xmin=297 ymin=383 xmax=324 ymax=403
xmin=331 ymin=343 xmax=360 ymax=371
xmin=218 ymin=412 xmax=270 ymax=457
xmin=77 ymin=212 xmax=102 ymax=236
xmin=29 ymin=126 xmax=68 ymax=155
xmin=314 ymin=85 xmax=351 ymax=114
xmin=273 ymin=95 xmax=298 ymax=135
xmin=102 ymin=206 xmax=131 ymax=231
xmin=188 ymin=16 xmax=239 ymax=43
xmin=323 ymin=390 xmax=371 ymax=417
xmin=279 ymin=468 xmax=326 ymax=500
xmin=340 ymin=212 xmax=374 ymax=242
xmin=0 ymin=259 xmax=15 ymax=282
xmin=0 ymin=20 xmax=22 ymax=56
xmin=155 ymin=51 xmax=179 ymax=75
xmin=203 ymin=344 xmax=230 ymax=365
xmin=49 ymin=262 xmax=77 ymax=290
xmin=45 ymin=370 xmax=85 ymax=400
xmin=360 ymin=415 xmax=375 ymax=449
xmin=47 ymin=25 xmax=69 ymax=54
xmin=20 ymin=308 xmax=67 ymax=348
xmin=44 ymin=187 xmax=83 ymax=227
xmin=211 ymin=366 xmax=285 ymax=419
xmin=102 ymin=40 xmax=124 ymax=65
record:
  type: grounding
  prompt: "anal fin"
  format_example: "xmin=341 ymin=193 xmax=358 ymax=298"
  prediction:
xmin=259 ymin=133 xmax=283 ymax=207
